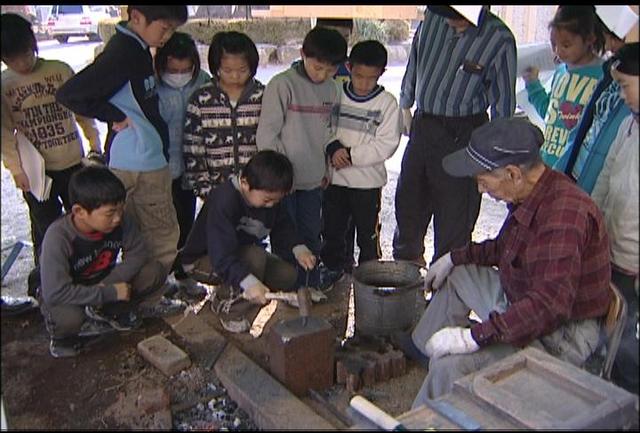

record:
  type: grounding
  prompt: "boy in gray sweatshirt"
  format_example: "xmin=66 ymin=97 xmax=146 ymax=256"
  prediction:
xmin=256 ymin=26 xmax=347 ymax=288
xmin=39 ymin=166 xmax=171 ymax=358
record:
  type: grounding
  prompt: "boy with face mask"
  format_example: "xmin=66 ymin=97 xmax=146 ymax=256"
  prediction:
xmin=155 ymin=32 xmax=211 ymax=296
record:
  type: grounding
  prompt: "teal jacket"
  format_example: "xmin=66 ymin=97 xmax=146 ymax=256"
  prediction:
xmin=526 ymin=61 xmax=603 ymax=169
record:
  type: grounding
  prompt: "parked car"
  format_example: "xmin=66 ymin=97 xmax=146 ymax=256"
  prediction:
xmin=46 ymin=5 xmax=113 ymax=44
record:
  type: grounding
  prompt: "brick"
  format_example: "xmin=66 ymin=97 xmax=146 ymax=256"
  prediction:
xmin=137 ymin=335 xmax=191 ymax=377
xmin=389 ymin=350 xmax=406 ymax=378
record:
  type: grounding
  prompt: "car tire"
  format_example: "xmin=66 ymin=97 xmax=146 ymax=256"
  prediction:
xmin=55 ymin=35 xmax=69 ymax=44
xmin=88 ymin=33 xmax=102 ymax=42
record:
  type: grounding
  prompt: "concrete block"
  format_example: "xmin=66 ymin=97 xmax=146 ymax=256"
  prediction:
xmin=137 ymin=335 xmax=191 ymax=377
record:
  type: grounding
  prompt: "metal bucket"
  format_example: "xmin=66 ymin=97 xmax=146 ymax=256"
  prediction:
xmin=352 ymin=260 xmax=423 ymax=336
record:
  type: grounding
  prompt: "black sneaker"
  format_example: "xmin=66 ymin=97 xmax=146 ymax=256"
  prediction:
xmin=49 ymin=334 xmax=109 ymax=358
xmin=77 ymin=318 xmax=117 ymax=337
xmin=85 ymin=306 xmax=141 ymax=331
xmin=1 ymin=296 xmax=38 ymax=316
xmin=49 ymin=337 xmax=80 ymax=358
xmin=318 ymin=266 xmax=345 ymax=292
xmin=137 ymin=296 xmax=186 ymax=319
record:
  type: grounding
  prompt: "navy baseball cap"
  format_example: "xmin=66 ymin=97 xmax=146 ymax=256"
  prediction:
xmin=442 ymin=118 xmax=544 ymax=177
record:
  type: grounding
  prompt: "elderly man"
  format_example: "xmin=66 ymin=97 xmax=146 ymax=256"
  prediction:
xmin=409 ymin=118 xmax=611 ymax=406
xmin=393 ymin=5 xmax=517 ymax=267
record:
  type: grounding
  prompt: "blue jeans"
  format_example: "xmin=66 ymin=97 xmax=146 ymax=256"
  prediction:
xmin=271 ymin=188 xmax=323 ymax=288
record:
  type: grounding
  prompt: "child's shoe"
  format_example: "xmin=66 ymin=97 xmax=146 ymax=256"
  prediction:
xmin=318 ymin=265 xmax=345 ymax=292
xmin=85 ymin=306 xmax=141 ymax=331
xmin=49 ymin=337 xmax=80 ymax=358
xmin=138 ymin=296 xmax=186 ymax=318
xmin=77 ymin=318 xmax=117 ymax=337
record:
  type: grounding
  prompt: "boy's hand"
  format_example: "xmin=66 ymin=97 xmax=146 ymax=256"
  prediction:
xmin=321 ymin=175 xmax=330 ymax=189
xmin=331 ymin=148 xmax=351 ymax=169
xmin=243 ymin=281 xmax=269 ymax=305
xmin=112 ymin=117 xmax=132 ymax=132
xmin=522 ymin=66 xmax=539 ymax=84
xmin=114 ymin=282 xmax=131 ymax=301
xmin=296 ymin=250 xmax=317 ymax=271
xmin=402 ymin=108 xmax=413 ymax=136
xmin=12 ymin=173 xmax=30 ymax=192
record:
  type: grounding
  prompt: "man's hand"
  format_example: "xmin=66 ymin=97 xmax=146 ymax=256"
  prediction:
xmin=424 ymin=252 xmax=454 ymax=291
xmin=402 ymin=108 xmax=413 ymax=136
xmin=112 ymin=117 xmax=132 ymax=132
xmin=522 ymin=66 xmax=539 ymax=84
xmin=425 ymin=327 xmax=479 ymax=359
xmin=12 ymin=172 xmax=30 ymax=192
xmin=331 ymin=148 xmax=351 ymax=169
xmin=295 ymin=250 xmax=317 ymax=271
xmin=243 ymin=281 xmax=270 ymax=305
xmin=114 ymin=282 xmax=131 ymax=301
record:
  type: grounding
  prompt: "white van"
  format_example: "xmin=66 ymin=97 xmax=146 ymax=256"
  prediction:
xmin=46 ymin=5 xmax=115 ymax=44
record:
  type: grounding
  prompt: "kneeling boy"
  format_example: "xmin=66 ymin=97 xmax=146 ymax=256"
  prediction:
xmin=40 ymin=165 xmax=169 ymax=358
xmin=180 ymin=150 xmax=316 ymax=332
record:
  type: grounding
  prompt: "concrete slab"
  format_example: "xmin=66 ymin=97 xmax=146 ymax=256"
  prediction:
xmin=137 ymin=335 xmax=191 ymax=377
xmin=215 ymin=344 xmax=336 ymax=430
xmin=165 ymin=311 xmax=227 ymax=368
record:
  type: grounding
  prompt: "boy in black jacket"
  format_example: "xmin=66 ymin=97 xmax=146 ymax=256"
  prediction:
xmin=180 ymin=150 xmax=317 ymax=333
xmin=56 ymin=6 xmax=187 ymax=281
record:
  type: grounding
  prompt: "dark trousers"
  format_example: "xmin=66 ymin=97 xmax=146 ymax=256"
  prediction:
xmin=24 ymin=163 xmax=83 ymax=265
xmin=321 ymin=185 xmax=381 ymax=271
xmin=611 ymin=269 xmax=639 ymax=395
xmin=270 ymin=188 xmax=323 ymax=288
xmin=171 ymin=176 xmax=196 ymax=279
xmin=393 ymin=112 xmax=487 ymax=264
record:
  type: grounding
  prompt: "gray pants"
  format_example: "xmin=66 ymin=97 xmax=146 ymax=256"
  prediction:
xmin=411 ymin=264 xmax=601 ymax=407
xmin=41 ymin=261 xmax=165 ymax=339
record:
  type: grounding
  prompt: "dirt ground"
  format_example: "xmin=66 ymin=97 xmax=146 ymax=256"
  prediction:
xmin=1 ymin=164 xmax=507 ymax=429
xmin=1 ymin=274 xmax=425 ymax=430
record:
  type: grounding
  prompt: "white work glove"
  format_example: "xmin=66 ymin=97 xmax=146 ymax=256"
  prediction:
xmin=425 ymin=327 xmax=479 ymax=359
xmin=242 ymin=281 xmax=270 ymax=305
xmin=424 ymin=252 xmax=454 ymax=291
xmin=401 ymin=108 xmax=413 ymax=136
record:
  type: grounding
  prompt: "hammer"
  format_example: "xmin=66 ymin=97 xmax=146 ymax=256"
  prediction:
xmin=297 ymin=286 xmax=312 ymax=326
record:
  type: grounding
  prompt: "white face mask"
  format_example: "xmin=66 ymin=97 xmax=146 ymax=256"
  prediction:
xmin=162 ymin=72 xmax=193 ymax=89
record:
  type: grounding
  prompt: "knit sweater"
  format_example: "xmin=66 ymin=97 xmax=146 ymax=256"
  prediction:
xmin=256 ymin=61 xmax=339 ymax=190
xmin=1 ymin=58 xmax=99 ymax=175
xmin=183 ymin=77 xmax=264 ymax=198
xmin=327 ymin=82 xmax=401 ymax=189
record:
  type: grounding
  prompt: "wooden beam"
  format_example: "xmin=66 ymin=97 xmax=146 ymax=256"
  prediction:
xmin=215 ymin=345 xmax=336 ymax=430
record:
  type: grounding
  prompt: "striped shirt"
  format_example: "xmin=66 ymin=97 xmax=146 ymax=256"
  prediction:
xmin=400 ymin=10 xmax=517 ymax=119
xmin=451 ymin=168 xmax=611 ymax=348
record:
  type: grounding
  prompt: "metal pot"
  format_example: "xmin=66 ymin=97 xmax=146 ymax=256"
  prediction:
xmin=352 ymin=260 xmax=423 ymax=336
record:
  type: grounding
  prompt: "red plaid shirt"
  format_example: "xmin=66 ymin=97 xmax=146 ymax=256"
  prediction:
xmin=452 ymin=168 xmax=611 ymax=348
